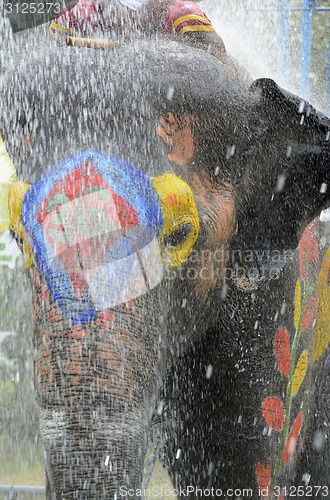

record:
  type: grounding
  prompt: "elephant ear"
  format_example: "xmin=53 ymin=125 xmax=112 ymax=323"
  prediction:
xmin=237 ymin=78 xmax=330 ymax=250
xmin=0 ymin=65 xmax=41 ymax=175
xmin=230 ymin=78 xmax=330 ymax=288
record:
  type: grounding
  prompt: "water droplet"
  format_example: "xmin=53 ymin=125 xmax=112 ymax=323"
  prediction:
xmin=299 ymin=100 xmax=305 ymax=113
xmin=276 ymin=174 xmax=286 ymax=193
xmin=206 ymin=365 xmax=213 ymax=379
xmin=302 ymin=473 xmax=311 ymax=485
xmin=167 ymin=86 xmax=174 ymax=100
xmin=320 ymin=182 xmax=327 ymax=194
xmin=157 ymin=400 xmax=164 ymax=415
xmin=313 ymin=430 xmax=325 ymax=452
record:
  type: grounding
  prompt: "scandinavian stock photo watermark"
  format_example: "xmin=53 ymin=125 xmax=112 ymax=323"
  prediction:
xmin=4 ymin=1 xmax=78 ymax=32
xmin=164 ymin=247 xmax=294 ymax=284
xmin=118 ymin=484 xmax=329 ymax=498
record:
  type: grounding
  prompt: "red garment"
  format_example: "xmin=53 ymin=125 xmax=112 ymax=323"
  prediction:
xmin=161 ymin=1 xmax=215 ymax=35
xmin=50 ymin=0 xmax=104 ymax=40
xmin=50 ymin=0 xmax=215 ymax=41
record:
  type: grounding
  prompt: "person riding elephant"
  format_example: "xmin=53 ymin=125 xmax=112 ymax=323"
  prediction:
xmin=50 ymin=0 xmax=228 ymax=62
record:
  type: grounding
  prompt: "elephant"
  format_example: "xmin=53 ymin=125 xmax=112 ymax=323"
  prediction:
xmin=0 ymin=36 xmax=329 ymax=499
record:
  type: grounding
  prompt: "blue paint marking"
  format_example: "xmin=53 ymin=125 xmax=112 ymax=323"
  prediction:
xmin=325 ymin=354 xmax=330 ymax=368
xmin=21 ymin=152 xmax=163 ymax=324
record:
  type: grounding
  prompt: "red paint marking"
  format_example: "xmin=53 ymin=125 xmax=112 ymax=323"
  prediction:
xmin=275 ymin=327 xmax=291 ymax=377
xmin=164 ymin=194 xmax=181 ymax=207
xmin=34 ymin=269 xmax=41 ymax=288
xmin=37 ymin=161 xmax=138 ymax=228
xmin=68 ymin=325 xmax=90 ymax=340
xmin=281 ymin=412 xmax=303 ymax=465
xmin=36 ymin=160 xmax=139 ymax=299
xmin=41 ymin=286 xmax=50 ymax=303
xmin=120 ymin=300 xmax=135 ymax=311
xmin=278 ymin=493 xmax=286 ymax=500
xmin=301 ymin=296 xmax=317 ymax=331
xmin=96 ymin=310 xmax=116 ymax=329
xmin=262 ymin=396 xmax=285 ymax=431
xmin=256 ymin=461 xmax=271 ymax=497
xmin=300 ymin=221 xmax=318 ymax=282
xmin=70 ymin=272 xmax=88 ymax=299
xmin=49 ymin=307 xmax=62 ymax=323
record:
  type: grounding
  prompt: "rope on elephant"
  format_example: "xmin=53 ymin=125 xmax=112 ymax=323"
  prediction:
xmin=66 ymin=36 xmax=120 ymax=49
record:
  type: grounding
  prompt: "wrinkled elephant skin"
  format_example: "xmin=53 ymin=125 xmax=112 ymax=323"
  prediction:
xmin=0 ymin=39 xmax=329 ymax=499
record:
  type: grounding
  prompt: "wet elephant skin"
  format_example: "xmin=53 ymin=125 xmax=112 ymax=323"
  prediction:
xmin=0 ymin=39 xmax=330 ymax=499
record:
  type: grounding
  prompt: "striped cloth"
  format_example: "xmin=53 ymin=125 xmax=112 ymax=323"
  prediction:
xmin=162 ymin=1 xmax=215 ymax=35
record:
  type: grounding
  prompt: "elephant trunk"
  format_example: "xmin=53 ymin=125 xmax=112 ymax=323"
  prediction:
xmin=32 ymin=271 xmax=167 ymax=499
xmin=12 ymin=153 xmax=175 ymax=497
xmin=41 ymin=411 xmax=148 ymax=498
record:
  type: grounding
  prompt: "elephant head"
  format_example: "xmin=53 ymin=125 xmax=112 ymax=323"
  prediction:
xmin=1 ymin=39 xmax=329 ymax=498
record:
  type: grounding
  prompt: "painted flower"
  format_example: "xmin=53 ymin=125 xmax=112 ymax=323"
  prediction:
xmin=301 ymin=296 xmax=317 ymax=331
xmin=262 ymin=396 xmax=285 ymax=431
xmin=299 ymin=221 xmax=318 ymax=283
xmin=292 ymin=350 xmax=308 ymax=396
xmin=256 ymin=461 xmax=271 ymax=497
xmin=281 ymin=412 xmax=303 ymax=465
xmin=275 ymin=327 xmax=291 ymax=377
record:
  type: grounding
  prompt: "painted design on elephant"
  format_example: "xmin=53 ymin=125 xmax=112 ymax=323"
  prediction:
xmin=18 ymin=152 xmax=164 ymax=323
xmin=67 ymin=324 xmax=90 ymax=340
xmin=9 ymin=151 xmax=202 ymax=324
xmin=312 ymin=249 xmax=330 ymax=362
xmin=96 ymin=310 xmax=116 ymax=330
xmin=41 ymin=285 xmax=50 ymax=303
xmin=274 ymin=327 xmax=290 ymax=377
xmin=8 ymin=181 xmax=34 ymax=268
xmin=299 ymin=221 xmax=318 ymax=283
xmin=256 ymin=220 xmax=324 ymax=498
xmin=152 ymin=172 xmax=200 ymax=268
xmin=157 ymin=113 xmax=196 ymax=166
xmin=34 ymin=268 xmax=41 ymax=288
xmin=255 ymin=461 xmax=271 ymax=498
xmin=142 ymin=441 xmax=178 ymax=500
xmin=49 ymin=305 xmax=63 ymax=324
xmin=261 ymin=397 xmax=285 ymax=431
xmin=281 ymin=412 xmax=303 ymax=466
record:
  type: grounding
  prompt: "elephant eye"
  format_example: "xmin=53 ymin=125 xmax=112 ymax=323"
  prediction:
xmin=163 ymin=223 xmax=192 ymax=248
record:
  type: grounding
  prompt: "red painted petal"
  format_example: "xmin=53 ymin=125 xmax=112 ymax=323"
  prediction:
xmin=41 ymin=285 xmax=50 ymax=303
xmin=301 ymin=296 xmax=317 ymax=331
xmin=281 ymin=412 xmax=303 ymax=465
xmin=97 ymin=310 xmax=116 ymax=329
xmin=300 ymin=221 xmax=318 ymax=282
xmin=262 ymin=396 xmax=285 ymax=431
xmin=34 ymin=269 xmax=41 ymax=288
xmin=256 ymin=461 xmax=271 ymax=497
xmin=275 ymin=327 xmax=291 ymax=377
xmin=70 ymin=273 xmax=88 ymax=299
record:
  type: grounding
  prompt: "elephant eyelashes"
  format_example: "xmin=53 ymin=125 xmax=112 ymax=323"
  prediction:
xmin=163 ymin=223 xmax=192 ymax=248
